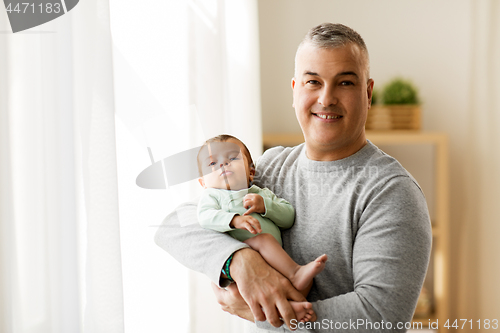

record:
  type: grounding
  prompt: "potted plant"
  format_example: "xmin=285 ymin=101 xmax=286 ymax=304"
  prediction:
xmin=366 ymin=78 xmax=421 ymax=131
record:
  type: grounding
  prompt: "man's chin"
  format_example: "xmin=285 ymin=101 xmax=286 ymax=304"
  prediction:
xmin=306 ymin=133 xmax=341 ymax=147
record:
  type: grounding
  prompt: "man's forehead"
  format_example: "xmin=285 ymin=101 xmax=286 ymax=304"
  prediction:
xmin=295 ymin=42 xmax=367 ymax=77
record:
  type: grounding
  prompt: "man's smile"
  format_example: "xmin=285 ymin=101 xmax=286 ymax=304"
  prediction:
xmin=311 ymin=112 xmax=343 ymax=121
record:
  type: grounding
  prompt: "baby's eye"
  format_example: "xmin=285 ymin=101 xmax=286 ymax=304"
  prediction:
xmin=208 ymin=161 xmax=216 ymax=166
xmin=230 ymin=157 xmax=239 ymax=161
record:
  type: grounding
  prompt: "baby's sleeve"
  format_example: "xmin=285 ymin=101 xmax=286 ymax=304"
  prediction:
xmin=259 ymin=187 xmax=295 ymax=229
xmin=197 ymin=190 xmax=238 ymax=232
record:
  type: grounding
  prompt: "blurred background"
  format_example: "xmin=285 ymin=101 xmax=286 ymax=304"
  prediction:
xmin=1 ymin=0 xmax=499 ymax=332
xmin=258 ymin=2 xmax=499 ymax=332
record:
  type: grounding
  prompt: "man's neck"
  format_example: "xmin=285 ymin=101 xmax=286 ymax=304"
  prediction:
xmin=304 ymin=134 xmax=367 ymax=161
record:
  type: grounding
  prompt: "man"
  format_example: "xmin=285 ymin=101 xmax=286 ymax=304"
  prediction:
xmin=155 ymin=23 xmax=432 ymax=332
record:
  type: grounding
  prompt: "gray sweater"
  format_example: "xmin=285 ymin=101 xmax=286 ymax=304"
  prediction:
xmin=155 ymin=141 xmax=432 ymax=332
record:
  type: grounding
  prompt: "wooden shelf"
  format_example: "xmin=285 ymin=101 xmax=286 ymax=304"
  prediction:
xmin=263 ymin=131 xmax=450 ymax=333
xmin=262 ymin=133 xmax=304 ymax=149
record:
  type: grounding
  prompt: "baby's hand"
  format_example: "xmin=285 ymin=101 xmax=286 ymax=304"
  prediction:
xmin=242 ymin=194 xmax=265 ymax=215
xmin=230 ymin=215 xmax=262 ymax=234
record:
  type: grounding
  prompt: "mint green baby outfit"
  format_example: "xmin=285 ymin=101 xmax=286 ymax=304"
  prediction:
xmin=197 ymin=185 xmax=295 ymax=245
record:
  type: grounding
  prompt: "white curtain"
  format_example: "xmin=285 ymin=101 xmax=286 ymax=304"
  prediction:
xmin=185 ymin=2 xmax=262 ymax=332
xmin=187 ymin=0 xmax=262 ymax=154
xmin=0 ymin=0 xmax=260 ymax=331
xmin=459 ymin=0 xmax=500 ymax=323
xmin=0 ymin=1 xmax=124 ymax=332
xmin=110 ymin=0 xmax=261 ymax=332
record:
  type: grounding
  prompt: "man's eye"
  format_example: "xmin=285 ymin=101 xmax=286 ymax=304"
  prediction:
xmin=306 ymin=80 xmax=320 ymax=85
xmin=340 ymin=81 xmax=354 ymax=86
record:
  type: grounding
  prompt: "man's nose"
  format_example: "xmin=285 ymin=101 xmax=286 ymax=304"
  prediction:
xmin=317 ymin=86 xmax=337 ymax=107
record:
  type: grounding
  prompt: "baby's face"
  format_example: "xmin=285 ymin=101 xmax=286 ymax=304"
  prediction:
xmin=198 ymin=140 xmax=252 ymax=191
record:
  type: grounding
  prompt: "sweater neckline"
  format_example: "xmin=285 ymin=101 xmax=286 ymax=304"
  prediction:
xmin=298 ymin=140 xmax=377 ymax=172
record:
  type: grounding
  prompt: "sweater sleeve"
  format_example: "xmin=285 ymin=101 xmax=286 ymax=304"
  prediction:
xmin=154 ymin=201 xmax=249 ymax=287
xmin=256 ymin=176 xmax=432 ymax=332
xmin=197 ymin=190 xmax=238 ymax=232
xmin=259 ymin=187 xmax=295 ymax=230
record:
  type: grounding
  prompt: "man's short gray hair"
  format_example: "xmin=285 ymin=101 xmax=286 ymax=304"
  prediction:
xmin=296 ymin=23 xmax=370 ymax=78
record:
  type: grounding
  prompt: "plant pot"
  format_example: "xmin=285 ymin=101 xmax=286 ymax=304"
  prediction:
xmin=366 ymin=105 xmax=421 ymax=131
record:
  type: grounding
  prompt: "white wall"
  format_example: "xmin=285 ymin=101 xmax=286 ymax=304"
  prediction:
xmin=258 ymin=0 xmax=479 ymax=324
xmin=258 ymin=0 xmax=470 ymax=136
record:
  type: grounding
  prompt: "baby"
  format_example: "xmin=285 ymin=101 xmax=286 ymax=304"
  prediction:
xmin=196 ymin=134 xmax=327 ymax=323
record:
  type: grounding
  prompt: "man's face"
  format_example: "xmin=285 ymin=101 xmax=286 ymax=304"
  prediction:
xmin=198 ymin=140 xmax=254 ymax=191
xmin=292 ymin=43 xmax=374 ymax=160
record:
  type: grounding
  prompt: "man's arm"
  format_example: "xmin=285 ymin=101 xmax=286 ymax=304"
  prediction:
xmin=305 ymin=177 xmax=432 ymax=330
xmin=154 ymin=201 xmax=248 ymax=286
xmin=230 ymin=247 xmax=307 ymax=329
xmin=155 ymin=201 xmax=306 ymax=330
xmin=222 ymin=176 xmax=431 ymax=332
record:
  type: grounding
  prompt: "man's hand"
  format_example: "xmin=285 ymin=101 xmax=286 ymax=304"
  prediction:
xmin=230 ymin=215 xmax=262 ymax=234
xmin=230 ymin=248 xmax=306 ymax=330
xmin=211 ymin=282 xmax=255 ymax=322
xmin=243 ymin=194 xmax=265 ymax=215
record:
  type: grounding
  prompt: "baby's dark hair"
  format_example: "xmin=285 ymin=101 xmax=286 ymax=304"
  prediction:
xmin=197 ymin=134 xmax=254 ymax=177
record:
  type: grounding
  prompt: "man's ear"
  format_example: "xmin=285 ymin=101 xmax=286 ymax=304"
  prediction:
xmin=198 ymin=177 xmax=206 ymax=188
xmin=367 ymin=78 xmax=375 ymax=109
xmin=291 ymin=77 xmax=296 ymax=107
